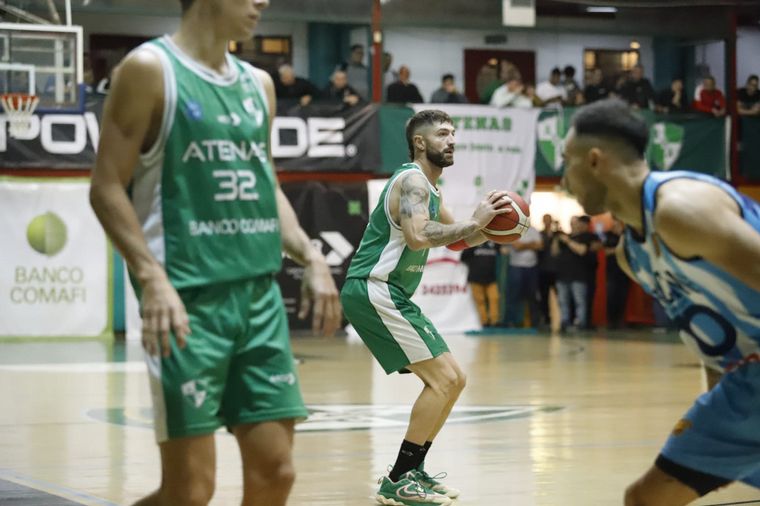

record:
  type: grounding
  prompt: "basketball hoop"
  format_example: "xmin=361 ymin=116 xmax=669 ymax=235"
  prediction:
xmin=1 ymin=93 xmax=40 ymax=138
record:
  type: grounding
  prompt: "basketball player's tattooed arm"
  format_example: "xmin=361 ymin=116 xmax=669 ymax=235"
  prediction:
xmin=256 ymin=66 xmax=341 ymax=336
xmin=654 ymin=179 xmax=760 ymax=292
xmin=439 ymin=204 xmax=487 ymax=247
xmin=398 ymin=172 xmax=509 ymax=250
xmin=90 ymin=49 xmax=189 ymax=357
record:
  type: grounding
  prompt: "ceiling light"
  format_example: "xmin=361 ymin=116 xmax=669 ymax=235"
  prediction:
xmin=586 ymin=6 xmax=618 ymax=13
xmin=630 ymin=40 xmax=641 ymax=49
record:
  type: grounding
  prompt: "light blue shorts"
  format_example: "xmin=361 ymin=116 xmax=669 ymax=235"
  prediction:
xmin=661 ymin=362 xmax=760 ymax=488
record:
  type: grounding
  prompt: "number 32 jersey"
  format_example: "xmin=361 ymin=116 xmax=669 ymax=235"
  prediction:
xmin=624 ymin=171 xmax=760 ymax=373
xmin=129 ymin=36 xmax=281 ymax=289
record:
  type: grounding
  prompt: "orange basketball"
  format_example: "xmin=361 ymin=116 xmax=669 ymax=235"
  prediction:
xmin=482 ymin=191 xmax=531 ymax=244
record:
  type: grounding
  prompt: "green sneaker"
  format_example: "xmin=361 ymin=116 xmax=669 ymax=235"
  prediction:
xmin=376 ymin=470 xmax=452 ymax=505
xmin=414 ymin=464 xmax=461 ymax=499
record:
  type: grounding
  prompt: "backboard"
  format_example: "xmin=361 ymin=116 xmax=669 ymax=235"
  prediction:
xmin=0 ymin=22 xmax=83 ymax=113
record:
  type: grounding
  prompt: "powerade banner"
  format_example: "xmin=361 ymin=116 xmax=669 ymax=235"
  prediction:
xmin=410 ymin=104 xmax=539 ymax=221
xmin=0 ymin=96 xmax=103 ymax=169
xmin=273 ymin=103 xmax=381 ymax=172
xmin=276 ymin=181 xmax=369 ymax=330
xmin=1 ymin=97 xmax=381 ymax=172
xmin=535 ymin=108 xmax=729 ymax=178
xmin=0 ymin=178 xmax=110 ymax=337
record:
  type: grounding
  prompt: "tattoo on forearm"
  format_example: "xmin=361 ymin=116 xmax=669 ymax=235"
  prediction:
xmin=421 ymin=220 xmax=479 ymax=247
xmin=399 ymin=173 xmax=431 ymax=219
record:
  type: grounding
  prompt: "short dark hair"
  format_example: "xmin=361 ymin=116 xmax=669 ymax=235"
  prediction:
xmin=571 ymin=98 xmax=649 ymax=159
xmin=351 ymin=44 xmax=364 ymax=52
xmin=551 ymin=67 xmax=561 ymax=76
xmin=748 ymin=74 xmax=758 ymax=83
xmin=563 ymin=65 xmax=576 ymax=78
xmin=179 ymin=0 xmax=195 ymax=12
xmin=406 ymin=109 xmax=452 ymax=159
xmin=442 ymin=73 xmax=454 ymax=82
xmin=578 ymin=215 xmax=592 ymax=224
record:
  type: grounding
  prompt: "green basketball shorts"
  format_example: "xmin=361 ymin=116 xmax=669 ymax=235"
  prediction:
xmin=143 ymin=275 xmax=308 ymax=442
xmin=340 ymin=277 xmax=449 ymax=374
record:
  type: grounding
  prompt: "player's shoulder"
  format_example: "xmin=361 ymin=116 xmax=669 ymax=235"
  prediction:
xmin=237 ymin=59 xmax=275 ymax=90
xmin=655 ymin=176 xmax=735 ymax=222
xmin=115 ymin=45 xmax=164 ymax=79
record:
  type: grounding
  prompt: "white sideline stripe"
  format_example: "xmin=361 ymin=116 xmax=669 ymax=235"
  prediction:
xmin=0 ymin=362 xmax=147 ymax=373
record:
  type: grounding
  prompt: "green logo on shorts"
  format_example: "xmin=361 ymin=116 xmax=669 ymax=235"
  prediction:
xmin=181 ymin=380 xmax=208 ymax=408
xmin=27 ymin=212 xmax=67 ymax=256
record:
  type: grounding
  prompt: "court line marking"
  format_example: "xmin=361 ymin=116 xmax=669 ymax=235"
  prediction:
xmin=0 ymin=362 xmax=146 ymax=373
xmin=0 ymin=469 xmax=119 ymax=506
xmin=702 ymin=501 xmax=760 ymax=506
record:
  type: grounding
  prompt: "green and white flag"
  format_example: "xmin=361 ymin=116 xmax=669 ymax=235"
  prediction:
xmin=648 ymin=122 xmax=685 ymax=170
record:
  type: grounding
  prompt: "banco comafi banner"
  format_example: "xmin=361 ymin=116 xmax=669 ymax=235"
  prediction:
xmin=0 ymin=179 xmax=110 ymax=337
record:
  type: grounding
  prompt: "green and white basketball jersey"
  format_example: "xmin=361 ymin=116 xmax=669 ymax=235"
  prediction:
xmin=346 ymin=163 xmax=441 ymax=297
xmin=129 ymin=36 xmax=281 ymax=289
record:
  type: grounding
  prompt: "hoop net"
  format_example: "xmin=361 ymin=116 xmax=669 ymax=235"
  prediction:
xmin=1 ymin=93 xmax=39 ymax=138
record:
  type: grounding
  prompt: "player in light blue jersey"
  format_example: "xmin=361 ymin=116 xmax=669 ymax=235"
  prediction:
xmin=561 ymin=98 xmax=760 ymax=506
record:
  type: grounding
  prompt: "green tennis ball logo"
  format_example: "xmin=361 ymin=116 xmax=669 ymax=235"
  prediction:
xmin=27 ymin=212 xmax=67 ymax=256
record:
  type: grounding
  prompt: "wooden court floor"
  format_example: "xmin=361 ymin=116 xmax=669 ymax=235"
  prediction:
xmin=1 ymin=330 xmax=759 ymax=506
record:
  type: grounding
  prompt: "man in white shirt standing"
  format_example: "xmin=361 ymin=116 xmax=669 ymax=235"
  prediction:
xmin=502 ymin=226 xmax=543 ymax=328
xmin=536 ymin=67 xmax=567 ymax=107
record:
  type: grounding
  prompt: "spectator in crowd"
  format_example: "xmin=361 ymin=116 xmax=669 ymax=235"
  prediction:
xmin=655 ymin=77 xmax=690 ymax=114
xmin=537 ymin=214 xmax=559 ymax=328
xmin=382 ymin=51 xmax=397 ymax=93
xmin=604 ymin=219 xmax=630 ymax=329
xmin=274 ymin=64 xmax=318 ymax=107
xmin=502 ymin=226 xmax=543 ymax=328
xmin=524 ymin=82 xmax=543 ymax=107
xmin=577 ymin=215 xmax=602 ymax=330
xmin=480 ymin=59 xmax=519 ymax=104
xmin=322 ymin=70 xmax=361 ymax=107
xmin=476 ymin=59 xmax=499 ymax=104
xmin=693 ymin=75 xmax=726 ymax=116
xmin=430 ymin=73 xmax=468 ymax=104
xmin=490 ymin=76 xmax=532 ymax=108
xmin=461 ymin=241 xmax=500 ymax=328
xmin=563 ymin=65 xmax=584 ymax=106
xmin=554 ymin=216 xmax=599 ymax=331
xmin=583 ymin=68 xmax=609 ymax=104
xmin=341 ymin=43 xmax=369 ymax=100
xmin=536 ymin=67 xmax=567 ymax=107
xmin=738 ymin=74 xmax=760 ymax=116
xmin=386 ymin=65 xmax=424 ymax=104
xmin=619 ymin=64 xmax=655 ymax=109
xmin=612 ymin=71 xmax=630 ymax=99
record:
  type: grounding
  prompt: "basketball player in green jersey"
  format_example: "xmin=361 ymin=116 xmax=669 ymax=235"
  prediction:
xmin=341 ymin=109 xmax=512 ymax=505
xmin=89 ymin=1 xmax=341 ymax=505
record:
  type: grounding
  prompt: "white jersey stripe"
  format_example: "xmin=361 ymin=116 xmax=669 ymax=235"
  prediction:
xmin=367 ymin=279 xmax=434 ymax=364
xmin=145 ymin=353 xmax=168 ymax=442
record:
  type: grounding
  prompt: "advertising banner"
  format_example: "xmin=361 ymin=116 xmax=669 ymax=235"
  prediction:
xmin=0 ymin=179 xmax=110 ymax=337
xmin=277 ymin=181 xmax=370 ymax=330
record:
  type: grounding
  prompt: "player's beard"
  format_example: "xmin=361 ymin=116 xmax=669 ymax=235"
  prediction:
xmin=426 ymin=147 xmax=454 ymax=168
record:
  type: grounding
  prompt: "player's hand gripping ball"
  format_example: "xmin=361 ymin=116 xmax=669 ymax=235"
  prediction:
xmin=482 ymin=191 xmax=531 ymax=244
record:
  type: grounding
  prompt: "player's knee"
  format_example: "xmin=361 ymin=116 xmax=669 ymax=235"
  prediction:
xmin=456 ymin=371 xmax=467 ymax=393
xmin=245 ymin=456 xmax=296 ymax=492
xmin=431 ymin=370 xmax=460 ymax=399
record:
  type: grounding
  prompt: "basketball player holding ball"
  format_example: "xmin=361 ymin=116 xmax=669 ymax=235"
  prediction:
xmin=341 ymin=109 xmax=527 ymax=505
